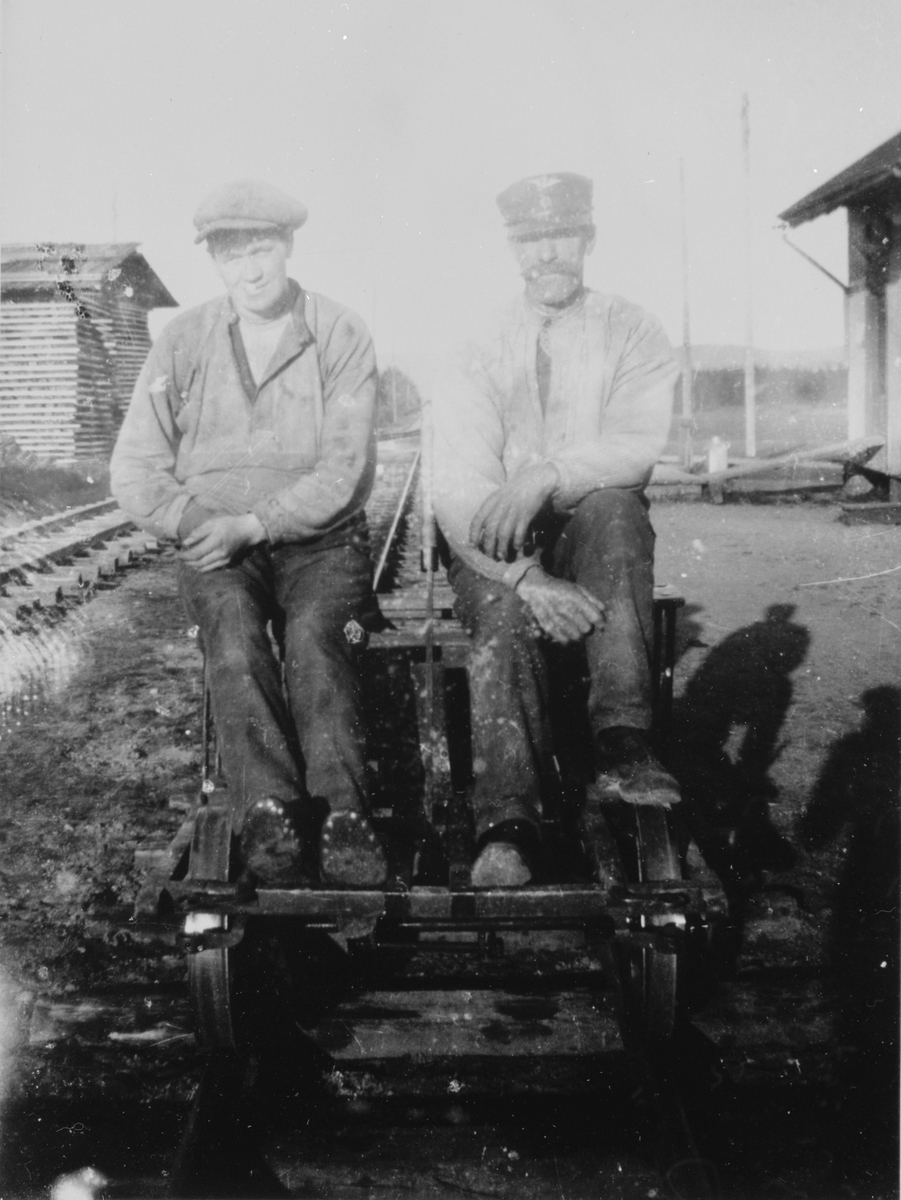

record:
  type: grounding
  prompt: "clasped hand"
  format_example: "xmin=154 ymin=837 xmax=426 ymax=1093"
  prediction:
xmin=178 ymin=514 xmax=265 ymax=573
xmin=516 ymin=567 xmax=605 ymax=644
xmin=469 ymin=462 xmax=559 ymax=561
xmin=469 ymin=465 xmax=604 ymax=644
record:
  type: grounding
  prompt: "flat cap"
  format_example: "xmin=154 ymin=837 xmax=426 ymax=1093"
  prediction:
xmin=496 ymin=173 xmax=593 ymax=238
xmin=193 ymin=179 xmax=308 ymax=243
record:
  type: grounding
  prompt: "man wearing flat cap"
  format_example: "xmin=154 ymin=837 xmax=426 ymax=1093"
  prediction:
xmin=111 ymin=179 xmax=387 ymax=888
xmin=433 ymin=172 xmax=681 ymax=887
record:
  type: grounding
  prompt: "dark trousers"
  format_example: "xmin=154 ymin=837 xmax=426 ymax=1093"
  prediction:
xmin=450 ymin=488 xmax=656 ymax=840
xmin=179 ymin=521 xmax=373 ymax=831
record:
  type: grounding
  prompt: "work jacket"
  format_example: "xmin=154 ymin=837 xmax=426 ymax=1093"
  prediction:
xmin=432 ymin=288 xmax=678 ymax=585
xmin=110 ymin=280 xmax=377 ymax=544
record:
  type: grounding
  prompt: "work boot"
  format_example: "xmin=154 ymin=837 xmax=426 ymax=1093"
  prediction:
xmin=471 ymin=820 xmax=536 ymax=888
xmin=239 ymin=796 xmax=304 ymax=886
xmin=592 ymin=727 xmax=682 ymax=807
xmin=320 ymin=810 xmax=388 ymax=887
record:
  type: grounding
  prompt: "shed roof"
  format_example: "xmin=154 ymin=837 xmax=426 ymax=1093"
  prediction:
xmin=1 ymin=242 xmax=177 ymax=308
xmin=779 ymin=130 xmax=901 ymax=227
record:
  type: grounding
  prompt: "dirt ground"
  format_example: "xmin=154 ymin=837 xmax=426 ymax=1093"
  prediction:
xmin=0 ymin=496 xmax=898 ymax=1198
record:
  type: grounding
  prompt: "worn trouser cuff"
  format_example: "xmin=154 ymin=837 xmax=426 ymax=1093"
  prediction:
xmin=474 ymin=795 xmax=542 ymax=843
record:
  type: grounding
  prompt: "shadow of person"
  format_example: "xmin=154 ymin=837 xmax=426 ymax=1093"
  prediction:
xmin=672 ymin=601 xmax=707 ymax=670
xmin=669 ymin=603 xmax=810 ymax=892
xmin=799 ymin=685 xmax=900 ymax=1193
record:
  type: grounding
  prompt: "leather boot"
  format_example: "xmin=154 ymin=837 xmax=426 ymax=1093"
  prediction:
xmin=239 ymin=796 xmax=304 ymax=886
xmin=471 ymin=820 xmax=536 ymax=888
xmin=320 ymin=810 xmax=388 ymax=887
xmin=591 ymin=727 xmax=682 ymax=807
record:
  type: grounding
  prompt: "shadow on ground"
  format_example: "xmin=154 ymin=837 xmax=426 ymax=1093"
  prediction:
xmin=669 ymin=602 xmax=808 ymax=894
xmin=799 ymin=684 xmax=900 ymax=1194
xmin=669 ymin=593 xmax=900 ymax=1195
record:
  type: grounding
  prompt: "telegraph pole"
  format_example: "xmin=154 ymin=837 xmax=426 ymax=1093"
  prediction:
xmin=741 ymin=93 xmax=757 ymax=457
xmin=679 ymin=158 xmax=694 ymax=469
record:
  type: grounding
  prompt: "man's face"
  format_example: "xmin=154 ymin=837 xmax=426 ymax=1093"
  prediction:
xmin=510 ymin=229 xmax=595 ymax=307
xmin=212 ymin=233 xmax=293 ymax=320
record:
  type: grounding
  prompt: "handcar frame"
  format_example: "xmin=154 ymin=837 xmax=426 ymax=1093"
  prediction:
xmin=148 ymin=424 xmax=726 ymax=1061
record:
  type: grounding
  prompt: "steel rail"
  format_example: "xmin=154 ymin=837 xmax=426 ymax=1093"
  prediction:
xmin=1 ymin=506 xmax=149 ymax=592
xmin=0 ymin=504 xmax=162 ymax=667
xmin=372 ymin=446 xmax=422 ymax=592
xmin=0 ymin=498 xmax=122 ymax=547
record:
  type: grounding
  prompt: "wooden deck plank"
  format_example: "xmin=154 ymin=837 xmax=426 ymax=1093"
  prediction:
xmin=308 ymin=988 xmax=621 ymax=1058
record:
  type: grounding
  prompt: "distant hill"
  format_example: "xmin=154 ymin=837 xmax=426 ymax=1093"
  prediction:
xmin=678 ymin=345 xmax=846 ymax=372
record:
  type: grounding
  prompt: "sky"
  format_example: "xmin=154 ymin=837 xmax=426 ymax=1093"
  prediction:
xmin=3 ymin=0 xmax=900 ymax=386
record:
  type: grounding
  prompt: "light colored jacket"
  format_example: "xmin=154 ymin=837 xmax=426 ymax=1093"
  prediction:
xmin=110 ymin=280 xmax=377 ymax=544
xmin=432 ymin=288 xmax=678 ymax=584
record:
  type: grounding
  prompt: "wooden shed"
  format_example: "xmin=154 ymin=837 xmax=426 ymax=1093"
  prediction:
xmin=780 ymin=131 xmax=901 ymax=500
xmin=1 ymin=243 xmax=177 ymax=462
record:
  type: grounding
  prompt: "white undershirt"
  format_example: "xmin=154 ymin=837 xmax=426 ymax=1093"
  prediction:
xmin=239 ymin=312 xmax=293 ymax=385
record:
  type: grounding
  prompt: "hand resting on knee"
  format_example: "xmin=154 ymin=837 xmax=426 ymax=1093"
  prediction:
xmin=178 ymin=513 xmax=267 ymax=573
xmin=515 ymin=565 xmax=605 ymax=644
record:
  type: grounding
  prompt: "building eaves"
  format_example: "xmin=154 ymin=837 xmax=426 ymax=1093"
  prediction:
xmin=779 ymin=130 xmax=901 ymax=227
xmin=1 ymin=243 xmax=177 ymax=308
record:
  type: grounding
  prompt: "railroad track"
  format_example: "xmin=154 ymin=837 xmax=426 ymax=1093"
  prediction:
xmin=0 ymin=440 xmax=423 ymax=713
xmin=366 ymin=433 xmax=423 ymax=590
xmin=0 ymin=434 xmax=422 ymax=626
xmin=0 ymin=499 xmax=159 ymax=610
xmin=0 ymin=500 xmax=165 ymax=712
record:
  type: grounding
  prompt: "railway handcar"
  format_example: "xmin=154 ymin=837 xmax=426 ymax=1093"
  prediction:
xmin=148 ymin=426 xmax=725 ymax=1063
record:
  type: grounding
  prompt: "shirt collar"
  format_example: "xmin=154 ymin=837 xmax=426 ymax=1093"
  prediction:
xmin=225 ymin=279 xmax=314 ymax=400
xmin=225 ymin=278 xmax=313 ymax=349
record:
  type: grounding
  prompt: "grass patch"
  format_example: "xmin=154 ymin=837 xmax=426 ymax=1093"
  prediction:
xmin=0 ymin=458 xmax=112 ymax=525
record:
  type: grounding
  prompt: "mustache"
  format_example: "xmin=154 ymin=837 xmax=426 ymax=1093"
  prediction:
xmin=525 ymin=264 xmax=581 ymax=280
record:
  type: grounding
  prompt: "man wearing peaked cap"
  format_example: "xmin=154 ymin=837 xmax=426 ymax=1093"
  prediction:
xmin=111 ymin=180 xmax=387 ymax=889
xmin=432 ymin=172 xmax=681 ymax=887
xmin=192 ymin=179 xmax=309 ymax=243
xmin=495 ymin=172 xmax=595 ymax=238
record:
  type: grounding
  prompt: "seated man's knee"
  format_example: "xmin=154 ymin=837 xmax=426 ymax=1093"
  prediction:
xmin=285 ymin=602 xmax=352 ymax=665
xmin=572 ymin=487 xmax=646 ymax=526
xmin=568 ymin=488 xmax=652 ymax=550
xmin=196 ymin=599 xmax=273 ymax=676
xmin=555 ymin=489 xmax=654 ymax=582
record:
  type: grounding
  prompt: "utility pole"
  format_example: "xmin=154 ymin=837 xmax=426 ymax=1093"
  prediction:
xmin=679 ymin=158 xmax=694 ymax=469
xmin=741 ymin=93 xmax=757 ymax=457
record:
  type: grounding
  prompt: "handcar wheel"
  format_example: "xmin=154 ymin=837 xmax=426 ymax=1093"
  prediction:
xmin=615 ymin=805 xmax=681 ymax=1046
xmin=186 ymin=803 xmax=238 ymax=1049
